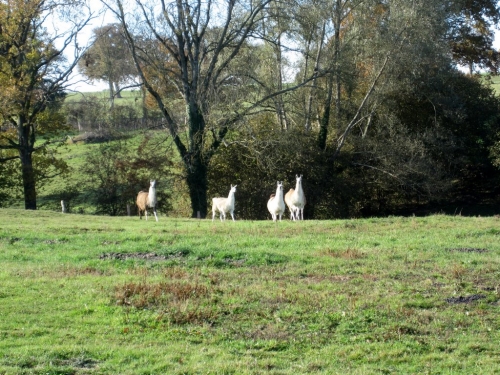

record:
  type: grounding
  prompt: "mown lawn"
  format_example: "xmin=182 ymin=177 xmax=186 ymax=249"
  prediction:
xmin=0 ymin=209 xmax=499 ymax=374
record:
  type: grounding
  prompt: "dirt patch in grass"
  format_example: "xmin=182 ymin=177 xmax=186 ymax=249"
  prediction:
xmin=446 ymin=294 xmax=486 ymax=304
xmin=100 ymin=252 xmax=177 ymax=261
xmin=447 ymin=248 xmax=489 ymax=253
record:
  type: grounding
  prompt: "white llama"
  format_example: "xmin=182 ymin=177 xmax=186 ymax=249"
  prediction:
xmin=212 ymin=185 xmax=237 ymax=222
xmin=285 ymin=174 xmax=306 ymax=220
xmin=136 ymin=180 xmax=158 ymax=221
xmin=267 ymin=181 xmax=285 ymax=222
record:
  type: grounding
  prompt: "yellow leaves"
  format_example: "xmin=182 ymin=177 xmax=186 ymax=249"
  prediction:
xmin=36 ymin=110 xmax=70 ymax=136
xmin=0 ymin=0 xmax=67 ymax=135
xmin=0 ymin=128 xmax=18 ymax=149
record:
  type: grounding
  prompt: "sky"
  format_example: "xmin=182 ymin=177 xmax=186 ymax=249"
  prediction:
xmin=65 ymin=2 xmax=500 ymax=93
xmin=65 ymin=0 xmax=116 ymax=92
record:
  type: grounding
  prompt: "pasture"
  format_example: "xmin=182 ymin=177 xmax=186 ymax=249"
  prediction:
xmin=488 ymin=74 xmax=500 ymax=94
xmin=0 ymin=209 xmax=499 ymax=374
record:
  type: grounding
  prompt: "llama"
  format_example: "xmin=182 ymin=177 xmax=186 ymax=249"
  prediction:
xmin=285 ymin=174 xmax=306 ymax=220
xmin=136 ymin=180 xmax=158 ymax=221
xmin=267 ymin=181 xmax=285 ymax=222
xmin=212 ymin=185 xmax=237 ymax=222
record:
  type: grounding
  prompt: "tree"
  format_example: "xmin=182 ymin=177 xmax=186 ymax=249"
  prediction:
xmin=106 ymin=0 xmax=319 ymax=217
xmin=0 ymin=0 xmax=93 ymax=209
xmin=78 ymin=23 xmax=138 ymax=102
xmin=79 ymin=136 xmax=173 ymax=216
xmin=449 ymin=0 xmax=500 ymax=74
xmin=297 ymin=0 xmax=459 ymax=157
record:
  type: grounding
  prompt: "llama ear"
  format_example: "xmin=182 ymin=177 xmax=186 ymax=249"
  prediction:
xmin=296 ymin=174 xmax=298 ymax=178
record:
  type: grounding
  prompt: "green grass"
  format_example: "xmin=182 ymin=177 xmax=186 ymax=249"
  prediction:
xmin=36 ymin=130 xmax=172 ymax=214
xmin=1 ymin=209 xmax=499 ymax=374
xmin=482 ymin=74 xmax=500 ymax=94
xmin=65 ymin=89 xmax=143 ymax=106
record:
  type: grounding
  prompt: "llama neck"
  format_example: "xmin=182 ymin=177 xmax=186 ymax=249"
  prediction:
xmin=227 ymin=191 xmax=235 ymax=204
xmin=275 ymin=187 xmax=283 ymax=200
xmin=295 ymin=181 xmax=303 ymax=198
xmin=148 ymin=186 xmax=157 ymax=206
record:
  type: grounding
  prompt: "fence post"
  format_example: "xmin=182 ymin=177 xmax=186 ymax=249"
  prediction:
xmin=61 ymin=200 xmax=67 ymax=213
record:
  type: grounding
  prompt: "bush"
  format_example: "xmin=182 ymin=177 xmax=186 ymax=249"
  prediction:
xmin=79 ymin=133 xmax=173 ymax=216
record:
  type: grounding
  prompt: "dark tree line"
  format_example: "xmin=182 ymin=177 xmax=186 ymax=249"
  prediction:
xmin=2 ymin=0 xmax=500 ymax=217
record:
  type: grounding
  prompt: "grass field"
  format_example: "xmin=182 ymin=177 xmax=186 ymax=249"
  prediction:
xmin=65 ymin=89 xmax=143 ymax=105
xmin=1 ymin=209 xmax=499 ymax=374
xmin=481 ymin=74 xmax=500 ymax=94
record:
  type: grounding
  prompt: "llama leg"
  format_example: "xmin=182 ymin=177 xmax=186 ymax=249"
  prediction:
xmin=212 ymin=209 xmax=216 ymax=222
xmin=153 ymin=207 xmax=158 ymax=222
xmin=145 ymin=209 xmax=148 ymax=221
xmin=230 ymin=211 xmax=235 ymax=221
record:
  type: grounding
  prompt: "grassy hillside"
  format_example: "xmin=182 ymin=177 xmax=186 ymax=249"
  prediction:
xmin=1 ymin=210 xmax=499 ymax=374
xmin=65 ymin=89 xmax=143 ymax=106
xmin=33 ymin=129 xmax=188 ymax=216
xmin=483 ymin=74 xmax=500 ymax=94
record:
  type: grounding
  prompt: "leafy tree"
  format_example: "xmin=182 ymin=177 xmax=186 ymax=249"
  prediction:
xmin=64 ymin=96 xmax=109 ymax=131
xmin=0 ymin=137 xmax=21 ymax=206
xmin=105 ymin=0 xmax=319 ymax=218
xmin=449 ymin=0 xmax=500 ymax=74
xmin=78 ymin=24 xmax=138 ymax=102
xmin=0 ymin=0 xmax=92 ymax=209
xmin=79 ymin=135 xmax=173 ymax=216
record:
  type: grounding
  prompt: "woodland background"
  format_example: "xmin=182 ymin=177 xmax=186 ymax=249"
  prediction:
xmin=2 ymin=0 xmax=500 ymax=219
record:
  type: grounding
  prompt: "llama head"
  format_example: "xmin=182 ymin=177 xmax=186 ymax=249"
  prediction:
xmin=230 ymin=185 xmax=237 ymax=193
xmin=150 ymin=180 xmax=157 ymax=188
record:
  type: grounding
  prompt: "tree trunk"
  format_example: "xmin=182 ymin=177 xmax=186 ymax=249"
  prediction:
xmin=108 ymin=79 xmax=115 ymax=108
xmin=274 ymin=32 xmax=289 ymax=131
xmin=318 ymin=2 xmax=341 ymax=150
xmin=318 ymin=77 xmax=333 ymax=150
xmin=114 ymin=82 xmax=122 ymax=98
xmin=305 ymin=22 xmax=326 ymax=132
xmin=186 ymin=159 xmax=208 ymax=218
xmin=184 ymin=102 xmax=209 ymax=218
xmin=20 ymin=146 xmax=37 ymax=210
xmin=17 ymin=116 xmax=37 ymax=210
